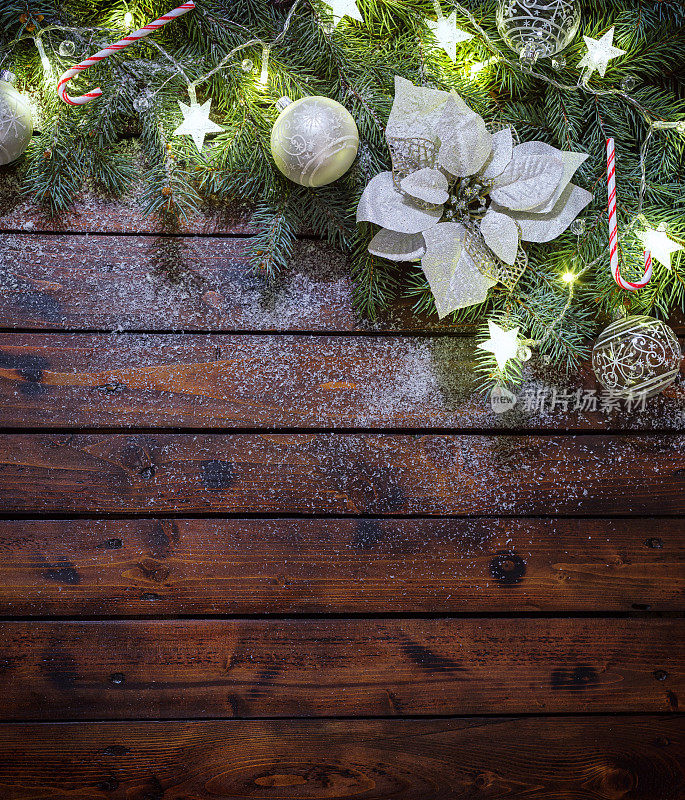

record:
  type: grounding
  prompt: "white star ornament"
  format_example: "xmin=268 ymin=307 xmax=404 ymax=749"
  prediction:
xmin=478 ymin=321 xmax=521 ymax=371
xmin=327 ymin=0 xmax=363 ymax=28
xmin=173 ymin=99 xmax=224 ymax=152
xmin=426 ymin=11 xmax=473 ymax=61
xmin=578 ymin=27 xmax=626 ymax=79
xmin=638 ymin=229 xmax=684 ymax=269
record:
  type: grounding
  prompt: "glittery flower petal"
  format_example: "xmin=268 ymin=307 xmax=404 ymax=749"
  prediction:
xmin=490 ymin=147 xmax=564 ymax=211
xmin=385 ymin=76 xmax=453 ymax=143
xmin=368 ymin=228 xmax=426 ymax=261
xmin=437 ymin=94 xmax=492 ymax=178
xmin=357 ymin=171 xmax=443 ymax=234
xmin=401 ymin=168 xmax=449 ymax=205
xmin=493 ymin=183 xmax=593 ymax=243
xmin=513 ymin=142 xmax=589 ymax=214
xmin=480 ymin=127 xmax=513 ymax=180
xmin=421 ymin=222 xmax=496 ymax=318
xmin=480 ymin=208 xmax=520 ymax=265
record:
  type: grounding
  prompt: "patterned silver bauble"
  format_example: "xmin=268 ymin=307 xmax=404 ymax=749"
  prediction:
xmin=270 ymin=96 xmax=359 ymax=187
xmin=496 ymin=0 xmax=581 ymax=60
xmin=0 ymin=80 xmax=33 ymax=166
xmin=592 ymin=315 xmax=682 ymax=399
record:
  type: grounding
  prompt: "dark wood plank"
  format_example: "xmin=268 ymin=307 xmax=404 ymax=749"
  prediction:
xmin=0 ymin=518 xmax=682 ymax=615
xmin=0 ymin=717 xmax=682 ymax=800
xmin=0 ymin=618 xmax=681 ymax=719
xmin=0 ymin=433 xmax=683 ymax=516
xmin=0 ymin=233 xmax=466 ymax=332
xmin=0 ymin=334 xmax=682 ymax=431
xmin=0 ymin=171 xmax=256 ymax=235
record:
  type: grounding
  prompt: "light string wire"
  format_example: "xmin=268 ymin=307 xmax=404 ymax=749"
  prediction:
xmin=445 ymin=0 xmax=684 ymax=349
xmin=1 ymin=0 xmax=303 ymax=104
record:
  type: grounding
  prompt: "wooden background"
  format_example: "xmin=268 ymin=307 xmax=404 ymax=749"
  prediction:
xmin=0 ymin=172 xmax=683 ymax=799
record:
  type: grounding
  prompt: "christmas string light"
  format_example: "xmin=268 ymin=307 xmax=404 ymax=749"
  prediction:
xmin=33 ymin=36 xmax=53 ymax=80
xmin=258 ymin=45 xmax=271 ymax=88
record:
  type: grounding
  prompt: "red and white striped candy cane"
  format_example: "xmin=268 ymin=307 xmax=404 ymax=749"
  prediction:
xmin=606 ymin=137 xmax=652 ymax=290
xmin=57 ymin=1 xmax=195 ymax=106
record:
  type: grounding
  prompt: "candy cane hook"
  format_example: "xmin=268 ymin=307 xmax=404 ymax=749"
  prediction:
xmin=606 ymin=137 xmax=652 ymax=291
xmin=57 ymin=1 xmax=195 ymax=106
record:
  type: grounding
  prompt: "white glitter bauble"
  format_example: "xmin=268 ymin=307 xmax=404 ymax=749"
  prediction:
xmin=496 ymin=0 xmax=581 ymax=59
xmin=270 ymin=96 xmax=359 ymax=187
xmin=592 ymin=315 xmax=682 ymax=399
xmin=0 ymin=80 xmax=34 ymax=166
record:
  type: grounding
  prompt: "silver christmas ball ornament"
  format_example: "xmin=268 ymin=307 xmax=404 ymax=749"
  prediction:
xmin=496 ymin=0 xmax=581 ymax=62
xmin=592 ymin=315 xmax=682 ymax=399
xmin=270 ymin=96 xmax=359 ymax=187
xmin=0 ymin=80 xmax=34 ymax=166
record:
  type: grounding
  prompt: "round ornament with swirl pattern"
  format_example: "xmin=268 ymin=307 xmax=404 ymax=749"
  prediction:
xmin=496 ymin=0 xmax=581 ymax=61
xmin=270 ymin=96 xmax=359 ymax=188
xmin=592 ymin=315 xmax=682 ymax=399
xmin=0 ymin=79 xmax=34 ymax=166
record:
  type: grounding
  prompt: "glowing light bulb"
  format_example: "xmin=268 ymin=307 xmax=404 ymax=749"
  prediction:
xmin=469 ymin=56 xmax=497 ymax=78
xmin=123 ymin=11 xmax=133 ymax=26
xmin=562 ymin=272 xmax=577 ymax=284
xmin=257 ymin=46 xmax=270 ymax=88
xmin=33 ymin=37 xmax=53 ymax=81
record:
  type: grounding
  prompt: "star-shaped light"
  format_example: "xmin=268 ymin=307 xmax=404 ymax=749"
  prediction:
xmin=578 ymin=27 xmax=626 ymax=79
xmin=426 ymin=10 xmax=473 ymax=61
xmin=478 ymin=321 xmax=521 ymax=372
xmin=173 ymin=98 xmax=224 ymax=152
xmin=637 ymin=228 xmax=684 ymax=269
xmin=327 ymin=0 xmax=363 ymax=28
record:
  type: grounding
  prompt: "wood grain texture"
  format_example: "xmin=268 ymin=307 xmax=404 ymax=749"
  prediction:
xmin=0 ymin=333 xmax=682 ymax=431
xmin=0 ymin=618 xmax=682 ymax=719
xmin=0 ymin=518 xmax=682 ymax=615
xmin=0 ymin=233 xmax=429 ymax=332
xmin=3 ymin=231 xmax=685 ymax=333
xmin=0 ymin=717 xmax=682 ymax=800
xmin=0 ymin=173 xmax=257 ymax=235
xmin=0 ymin=433 xmax=683 ymax=516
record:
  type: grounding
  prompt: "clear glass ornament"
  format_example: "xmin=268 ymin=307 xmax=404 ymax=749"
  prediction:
xmin=592 ymin=315 xmax=681 ymax=399
xmin=621 ymin=75 xmax=638 ymax=92
xmin=570 ymin=217 xmax=586 ymax=236
xmin=517 ymin=344 xmax=533 ymax=362
xmin=58 ymin=39 xmax=76 ymax=57
xmin=241 ymin=58 xmax=254 ymax=73
xmin=551 ymin=55 xmax=566 ymax=71
xmin=133 ymin=91 xmax=152 ymax=113
xmin=496 ymin=0 xmax=581 ymax=62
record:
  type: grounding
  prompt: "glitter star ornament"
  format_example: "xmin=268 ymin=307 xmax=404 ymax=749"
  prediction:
xmin=173 ymin=98 xmax=223 ymax=152
xmin=578 ymin=27 xmax=626 ymax=79
xmin=426 ymin=10 xmax=473 ymax=60
xmin=637 ymin=228 xmax=684 ymax=269
xmin=0 ymin=79 xmax=34 ymax=166
xmin=326 ymin=0 xmax=362 ymax=27
xmin=478 ymin=321 xmax=522 ymax=371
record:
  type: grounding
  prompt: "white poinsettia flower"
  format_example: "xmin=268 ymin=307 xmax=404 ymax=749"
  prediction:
xmin=357 ymin=76 xmax=593 ymax=319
